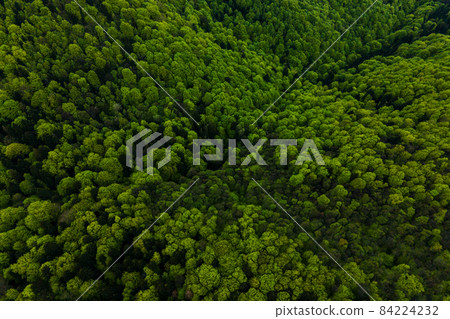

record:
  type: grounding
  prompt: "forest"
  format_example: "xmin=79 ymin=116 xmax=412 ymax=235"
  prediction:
xmin=0 ymin=0 xmax=449 ymax=300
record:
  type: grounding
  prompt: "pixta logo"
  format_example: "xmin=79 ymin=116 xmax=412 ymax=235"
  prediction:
xmin=193 ymin=138 xmax=325 ymax=166
xmin=126 ymin=131 xmax=325 ymax=175
xmin=126 ymin=129 xmax=172 ymax=175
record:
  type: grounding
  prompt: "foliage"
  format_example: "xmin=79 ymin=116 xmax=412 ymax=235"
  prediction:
xmin=0 ymin=0 xmax=448 ymax=300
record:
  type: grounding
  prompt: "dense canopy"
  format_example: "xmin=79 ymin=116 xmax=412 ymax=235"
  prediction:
xmin=0 ymin=0 xmax=449 ymax=300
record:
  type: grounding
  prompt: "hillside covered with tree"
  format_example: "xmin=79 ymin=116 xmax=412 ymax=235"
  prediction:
xmin=0 ymin=0 xmax=449 ymax=300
